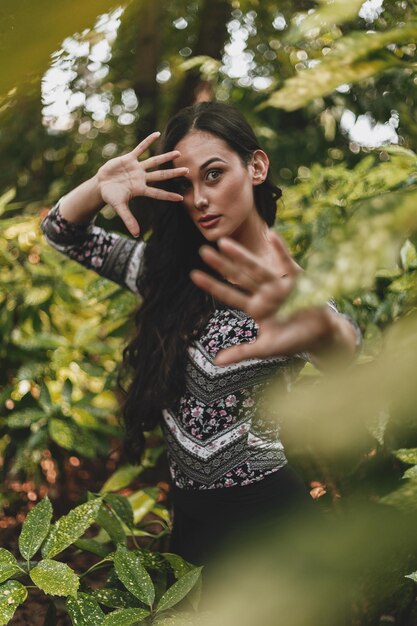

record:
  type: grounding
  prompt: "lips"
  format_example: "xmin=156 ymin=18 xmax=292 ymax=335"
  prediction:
xmin=198 ymin=214 xmax=221 ymax=229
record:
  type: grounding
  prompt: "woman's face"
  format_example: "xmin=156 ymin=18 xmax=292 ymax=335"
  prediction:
xmin=172 ymin=131 xmax=268 ymax=243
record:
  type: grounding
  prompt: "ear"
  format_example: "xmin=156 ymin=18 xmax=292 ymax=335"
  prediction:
xmin=249 ymin=150 xmax=270 ymax=186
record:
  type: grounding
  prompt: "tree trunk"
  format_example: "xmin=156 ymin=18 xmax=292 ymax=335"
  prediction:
xmin=172 ymin=0 xmax=231 ymax=113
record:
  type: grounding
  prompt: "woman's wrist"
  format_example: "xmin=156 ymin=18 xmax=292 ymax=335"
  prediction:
xmin=58 ymin=174 xmax=104 ymax=224
xmin=306 ymin=306 xmax=359 ymax=370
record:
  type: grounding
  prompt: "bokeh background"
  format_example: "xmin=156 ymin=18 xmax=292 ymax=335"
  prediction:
xmin=1 ymin=1 xmax=417 ymax=624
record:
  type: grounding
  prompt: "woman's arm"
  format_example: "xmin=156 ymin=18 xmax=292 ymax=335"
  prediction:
xmin=41 ymin=132 xmax=188 ymax=293
xmin=190 ymin=234 xmax=360 ymax=369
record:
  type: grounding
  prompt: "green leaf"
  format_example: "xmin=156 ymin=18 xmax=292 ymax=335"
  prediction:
xmin=84 ymin=278 xmax=121 ymax=303
xmin=155 ymin=567 xmax=203 ymax=614
xmin=104 ymin=494 xmax=134 ymax=528
xmin=100 ymin=465 xmax=143 ymax=493
xmin=93 ymin=588 xmax=141 ymax=609
xmin=286 ymin=0 xmax=364 ymax=43
xmin=394 ymin=448 xmax=417 ymax=465
xmin=96 ymin=505 xmax=127 ymax=546
xmin=264 ymin=56 xmax=395 ymax=112
xmin=102 ymin=608 xmax=150 ymax=626
xmin=405 ymin=572 xmax=417 ymax=583
xmin=114 ymin=546 xmax=155 ymax=607
xmin=0 ymin=550 xmax=18 ymax=568
xmin=264 ymin=24 xmax=417 ymax=111
xmin=6 ymin=409 xmax=45 ymax=429
xmin=162 ymin=555 xmax=202 ymax=612
xmin=0 ymin=580 xmax=27 ymax=625
xmin=19 ymin=496 xmax=53 ymax=560
xmin=0 ymin=188 xmax=16 ymax=217
xmin=62 ymin=378 xmax=73 ymax=404
xmin=74 ymin=539 xmax=111 ymax=558
xmin=66 ymin=593 xmax=105 ymax=626
xmin=163 ymin=553 xmax=194 ymax=579
xmin=128 ymin=488 xmax=158 ymax=525
xmin=0 ymin=563 xmax=21 ymax=585
xmin=42 ymin=498 xmax=102 ymax=558
xmin=48 ymin=418 xmax=75 ymax=450
xmin=38 ymin=382 xmax=53 ymax=413
xmin=25 ymin=286 xmax=52 ymax=306
xmin=30 ymin=560 xmax=79 ymax=597
xmin=400 ymin=239 xmax=417 ymax=270
xmin=402 ymin=465 xmax=417 ymax=480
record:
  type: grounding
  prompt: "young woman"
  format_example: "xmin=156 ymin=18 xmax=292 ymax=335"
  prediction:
xmin=41 ymin=102 xmax=360 ymax=565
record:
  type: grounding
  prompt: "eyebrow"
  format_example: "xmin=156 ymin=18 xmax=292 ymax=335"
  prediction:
xmin=200 ymin=157 xmax=227 ymax=170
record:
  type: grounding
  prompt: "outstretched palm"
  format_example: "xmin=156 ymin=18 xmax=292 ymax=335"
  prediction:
xmin=97 ymin=132 xmax=187 ymax=237
xmin=191 ymin=233 xmax=336 ymax=365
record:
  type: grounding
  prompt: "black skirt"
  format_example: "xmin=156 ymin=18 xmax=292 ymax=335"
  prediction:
xmin=168 ymin=464 xmax=314 ymax=566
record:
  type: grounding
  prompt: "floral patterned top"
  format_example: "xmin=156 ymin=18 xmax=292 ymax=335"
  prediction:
xmin=41 ymin=202 xmax=358 ymax=490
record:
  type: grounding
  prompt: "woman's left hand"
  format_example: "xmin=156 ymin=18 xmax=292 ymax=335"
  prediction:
xmin=190 ymin=232 xmax=357 ymax=367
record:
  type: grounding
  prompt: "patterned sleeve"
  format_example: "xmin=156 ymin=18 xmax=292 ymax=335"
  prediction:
xmin=40 ymin=200 xmax=145 ymax=295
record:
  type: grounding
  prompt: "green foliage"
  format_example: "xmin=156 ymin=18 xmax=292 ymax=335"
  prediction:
xmin=0 ymin=495 xmax=202 ymax=625
xmin=265 ymin=23 xmax=417 ymax=111
xmin=2 ymin=1 xmax=417 ymax=624
xmin=0 ymin=213 xmax=137 ymax=484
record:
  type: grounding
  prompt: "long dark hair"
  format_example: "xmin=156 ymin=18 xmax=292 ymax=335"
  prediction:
xmin=120 ymin=102 xmax=282 ymax=462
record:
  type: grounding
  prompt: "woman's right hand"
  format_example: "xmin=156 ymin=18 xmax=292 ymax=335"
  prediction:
xmin=97 ymin=131 xmax=187 ymax=237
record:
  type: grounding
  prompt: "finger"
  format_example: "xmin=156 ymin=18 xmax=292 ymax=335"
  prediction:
xmin=113 ymin=203 xmax=141 ymax=237
xmin=143 ymin=186 xmax=184 ymax=202
xmin=269 ymin=231 xmax=300 ymax=275
xmin=199 ymin=246 xmax=259 ymax=292
xmin=216 ymin=238 xmax=272 ymax=284
xmin=190 ymin=269 xmax=249 ymax=310
xmin=214 ymin=343 xmax=259 ymax=366
xmin=146 ymin=167 xmax=189 ymax=182
xmin=130 ymin=132 xmax=161 ymax=159
xmin=142 ymin=150 xmax=182 ymax=169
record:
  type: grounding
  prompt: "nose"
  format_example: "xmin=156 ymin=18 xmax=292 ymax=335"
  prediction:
xmin=193 ymin=186 xmax=208 ymax=211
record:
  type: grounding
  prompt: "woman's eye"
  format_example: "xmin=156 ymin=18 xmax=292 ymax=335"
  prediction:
xmin=206 ymin=169 xmax=222 ymax=182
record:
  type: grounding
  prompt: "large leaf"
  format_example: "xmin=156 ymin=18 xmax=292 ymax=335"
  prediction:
xmin=286 ymin=0 xmax=365 ymax=43
xmin=30 ymin=560 xmax=79 ymax=597
xmin=264 ymin=24 xmax=417 ymax=111
xmin=0 ymin=581 xmax=27 ymax=625
xmin=42 ymin=498 xmax=102 ymax=558
xmin=114 ymin=546 xmax=155 ymax=608
xmin=264 ymin=56 xmax=397 ymax=112
xmin=0 ymin=0 xmax=123 ymax=97
xmin=19 ymin=496 xmax=53 ymax=560
xmin=155 ymin=567 xmax=203 ymax=614
xmin=102 ymin=608 xmax=150 ymax=626
xmin=393 ymin=448 xmax=417 ymax=465
xmin=66 ymin=593 xmax=105 ymax=626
